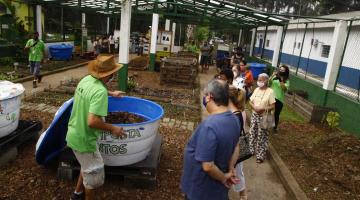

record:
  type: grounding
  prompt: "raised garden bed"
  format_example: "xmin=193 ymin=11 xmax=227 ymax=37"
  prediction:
xmin=0 ymin=68 xmax=200 ymax=199
xmin=270 ymin=105 xmax=360 ymax=200
xmin=0 ymin=58 xmax=88 ymax=81
xmin=24 ymin=91 xmax=73 ymax=107
xmin=285 ymin=92 xmax=335 ymax=123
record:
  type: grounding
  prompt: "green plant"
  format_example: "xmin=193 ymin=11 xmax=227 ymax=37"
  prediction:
xmin=194 ymin=26 xmax=209 ymax=45
xmin=127 ymin=77 xmax=137 ymax=92
xmin=1 ymin=1 xmax=29 ymax=62
xmin=0 ymin=73 xmax=18 ymax=81
xmin=323 ymin=111 xmax=340 ymax=129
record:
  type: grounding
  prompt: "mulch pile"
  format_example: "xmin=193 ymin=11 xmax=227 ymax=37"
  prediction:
xmin=271 ymin=122 xmax=360 ymax=200
xmin=129 ymin=56 xmax=149 ymax=70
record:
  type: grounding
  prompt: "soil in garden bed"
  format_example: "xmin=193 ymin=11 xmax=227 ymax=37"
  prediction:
xmin=25 ymin=91 xmax=73 ymax=107
xmin=271 ymin=121 xmax=360 ymax=200
xmin=106 ymin=111 xmax=147 ymax=124
xmin=0 ymin=58 xmax=87 ymax=81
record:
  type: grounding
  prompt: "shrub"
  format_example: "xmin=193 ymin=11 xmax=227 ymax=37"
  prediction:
xmin=322 ymin=111 xmax=341 ymax=129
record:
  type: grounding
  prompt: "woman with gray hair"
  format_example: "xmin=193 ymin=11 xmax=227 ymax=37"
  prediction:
xmin=249 ymin=73 xmax=276 ymax=163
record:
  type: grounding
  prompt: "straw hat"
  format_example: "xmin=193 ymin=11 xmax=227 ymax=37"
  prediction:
xmin=88 ymin=55 xmax=123 ymax=78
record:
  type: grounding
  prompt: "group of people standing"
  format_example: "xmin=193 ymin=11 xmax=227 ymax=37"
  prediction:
xmin=92 ymin=35 xmax=118 ymax=56
xmin=181 ymin=54 xmax=290 ymax=199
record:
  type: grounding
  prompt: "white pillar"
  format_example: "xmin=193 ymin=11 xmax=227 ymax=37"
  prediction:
xmin=165 ymin=19 xmax=170 ymax=31
xmin=249 ymin=28 xmax=256 ymax=56
xmin=118 ymin=0 xmax=132 ymax=91
xmin=107 ymin=17 xmax=110 ymax=35
xmin=272 ymin=26 xmax=284 ymax=67
xmin=119 ymin=0 xmax=131 ymax=64
xmin=81 ymin=13 xmax=86 ymax=54
xmin=150 ymin=13 xmax=159 ymax=71
xmin=36 ymin=5 xmax=42 ymax=39
xmin=81 ymin=13 xmax=86 ymax=27
xmin=171 ymin=22 xmax=176 ymax=52
xmin=238 ymin=29 xmax=242 ymax=46
xmin=323 ymin=20 xmax=348 ymax=90
xmin=150 ymin=14 xmax=159 ymax=55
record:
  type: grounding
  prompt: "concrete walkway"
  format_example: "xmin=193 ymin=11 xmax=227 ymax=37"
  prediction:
xmin=199 ymin=66 xmax=289 ymax=200
xmin=22 ymin=66 xmax=88 ymax=97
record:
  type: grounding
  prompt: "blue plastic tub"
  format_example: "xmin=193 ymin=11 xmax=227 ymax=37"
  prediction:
xmin=35 ymin=96 xmax=165 ymax=166
xmin=48 ymin=44 xmax=73 ymax=60
xmin=248 ymin=62 xmax=267 ymax=79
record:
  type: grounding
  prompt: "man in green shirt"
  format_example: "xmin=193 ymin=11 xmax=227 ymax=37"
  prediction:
xmin=24 ymin=32 xmax=45 ymax=88
xmin=66 ymin=55 xmax=125 ymax=200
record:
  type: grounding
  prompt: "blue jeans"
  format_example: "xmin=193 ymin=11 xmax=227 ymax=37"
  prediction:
xmin=30 ymin=61 xmax=41 ymax=76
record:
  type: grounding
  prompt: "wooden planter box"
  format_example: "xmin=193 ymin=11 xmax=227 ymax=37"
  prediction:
xmin=160 ymin=57 xmax=198 ymax=87
xmin=285 ymin=93 xmax=336 ymax=123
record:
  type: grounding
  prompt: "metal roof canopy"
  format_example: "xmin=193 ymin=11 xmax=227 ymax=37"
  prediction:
xmin=28 ymin=0 xmax=290 ymax=29
xmin=28 ymin=0 xmax=356 ymax=29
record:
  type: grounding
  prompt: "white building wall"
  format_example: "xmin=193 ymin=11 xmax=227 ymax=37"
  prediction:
xmin=301 ymin=27 xmax=334 ymax=63
xmin=282 ymin=30 xmax=297 ymax=55
xmin=342 ymin=26 xmax=360 ymax=70
xmin=255 ymin=30 xmax=276 ymax=49
xmin=256 ymin=24 xmax=360 ymax=70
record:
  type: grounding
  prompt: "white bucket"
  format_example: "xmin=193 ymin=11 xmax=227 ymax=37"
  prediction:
xmin=0 ymin=81 xmax=25 ymax=138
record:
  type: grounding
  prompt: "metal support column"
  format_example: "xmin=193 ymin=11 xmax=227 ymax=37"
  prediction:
xmin=296 ymin=23 xmax=308 ymax=75
xmin=249 ymin=28 xmax=257 ymax=57
xmin=36 ymin=5 xmax=42 ymax=39
xmin=118 ymin=0 xmax=132 ymax=91
xmin=276 ymin=25 xmax=288 ymax=68
xmin=165 ymin=19 xmax=170 ymax=31
xmin=107 ymin=17 xmax=110 ymax=35
xmin=61 ymin=7 xmax=64 ymax=41
xmin=260 ymin=26 xmax=268 ymax=59
xmin=171 ymin=22 xmax=176 ymax=52
xmin=81 ymin=13 xmax=86 ymax=54
xmin=272 ymin=26 xmax=284 ymax=67
xmin=238 ymin=29 xmax=242 ymax=47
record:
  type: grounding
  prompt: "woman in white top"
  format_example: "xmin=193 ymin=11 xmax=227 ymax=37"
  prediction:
xmin=232 ymin=64 xmax=245 ymax=90
xmin=249 ymin=73 xmax=275 ymax=163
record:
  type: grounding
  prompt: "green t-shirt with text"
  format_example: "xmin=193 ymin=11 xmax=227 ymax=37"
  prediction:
xmin=25 ymin=39 xmax=45 ymax=62
xmin=66 ymin=75 xmax=108 ymax=153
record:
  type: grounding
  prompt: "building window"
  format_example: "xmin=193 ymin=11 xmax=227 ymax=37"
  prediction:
xmin=266 ymin=40 xmax=270 ymax=47
xmin=321 ymin=45 xmax=331 ymax=58
xmin=298 ymin=42 xmax=301 ymax=49
xmin=293 ymin=42 xmax=296 ymax=48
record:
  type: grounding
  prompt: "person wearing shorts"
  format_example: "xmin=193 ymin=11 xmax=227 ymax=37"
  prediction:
xmin=24 ymin=32 xmax=45 ymax=88
xmin=66 ymin=55 xmax=126 ymax=200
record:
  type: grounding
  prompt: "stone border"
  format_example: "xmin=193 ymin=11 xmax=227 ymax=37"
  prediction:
xmin=14 ymin=61 xmax=89 ymax=83
xmin=268 ymin=143 xmax=309 ymax=200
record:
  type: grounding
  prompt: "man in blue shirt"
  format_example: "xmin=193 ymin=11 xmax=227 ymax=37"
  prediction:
xmin=181 ymin=79 xmax=241 ymax=200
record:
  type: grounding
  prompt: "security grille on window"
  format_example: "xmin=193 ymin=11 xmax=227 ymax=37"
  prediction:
xmin=266 ymin=40 xmax=270 ymax=47
xmin=321 ymin=45 xmax=331 ymax=58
